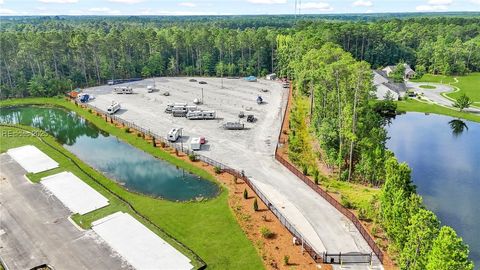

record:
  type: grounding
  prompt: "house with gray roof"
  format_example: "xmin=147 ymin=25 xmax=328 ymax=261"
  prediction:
xmin=373 ymin=70 xmax=407 ymax=100
xmin=382 ymin=63 xmax=416 ymax=80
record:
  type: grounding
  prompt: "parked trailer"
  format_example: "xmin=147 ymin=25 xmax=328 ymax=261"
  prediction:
xmin=165 ymin=103 xmax=188 ymax=113
xmin=223 ymin=122 xmax=244 ymax=130
xmin=171 ymin=105 xmax=198 ymax=117
xmin=190 ymin=137 xmax=201 ymax=150
xmin=107 ymin=101 xmax=121 ymax=114
xmin=113 ymin=86 xmax=133 ymax=94
xmin=167 ymin=128 xmax=182 ymax=142
xmin=186 ymin=110 xmax=216 ymax=120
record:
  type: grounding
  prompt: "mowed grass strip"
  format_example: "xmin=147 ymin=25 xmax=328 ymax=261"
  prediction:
xmin=413 ymin=73 xmax=480 ymax=104
xmin=0 ymin=110 xmax=264 ymax=270
xmin=396 ymin=99 xmax=480 ymax=123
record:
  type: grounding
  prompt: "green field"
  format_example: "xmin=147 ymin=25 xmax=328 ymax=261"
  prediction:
xmin=396 ymin=99 xmax=480 ymax=123
xmin=419 ymin=84 xmax=436 ymax=89
xmin=413 ymin=73 xmax=480 ymax=105
xmin=0 ymin=98 xmax=264 ymax=270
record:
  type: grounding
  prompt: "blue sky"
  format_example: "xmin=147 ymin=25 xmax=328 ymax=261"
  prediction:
xmin=0 ymin=0 xmax=479 ymax=16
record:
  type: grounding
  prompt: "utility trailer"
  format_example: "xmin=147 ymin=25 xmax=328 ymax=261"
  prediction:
xmin=190 ymin=137 xmax=201 ymax=150
xmin=186 ymin=110 xmax=216 ymax=120
xmin=223 ymin=122 xmax=244 ymax=130
xmin=171 ymin=105 xmax=198 ymax=117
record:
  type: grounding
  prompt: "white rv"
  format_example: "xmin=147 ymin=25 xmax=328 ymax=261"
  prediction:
xmin=113 ymin=86 xmax=133 ymax=94
xmin=147 ymin=85 xmax=155 ymax=93
xmin=186 ymin=110 xmax=216 ymax=120
xmin=107 ymin=101 xmax=121 ymax=114
xmin=165 ymin=103 xmax=188 ymax=113
xmin=171 ymin=105 xmax=198 ymax=117
xmin=167 ymin=128 xmax=182 ymax=142
xmin=190 ymin=137 xmax=201 ymax=151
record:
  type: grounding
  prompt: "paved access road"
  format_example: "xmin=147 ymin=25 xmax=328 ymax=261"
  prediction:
xmin=0 ymin=154 xmax=131 ymax=270
xmin=407 ymin=81 xmax=480 ymax=114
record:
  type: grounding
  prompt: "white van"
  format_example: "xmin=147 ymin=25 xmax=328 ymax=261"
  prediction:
xmin=113 ymin=86 xmax=133 ymax=94
xmin=167 ymin=128 xmax=182 ymax=142
xmin=190 ymin=137 xmax=201 ymax=150
xmin=107 ymin=101 xmax=121 ymax=114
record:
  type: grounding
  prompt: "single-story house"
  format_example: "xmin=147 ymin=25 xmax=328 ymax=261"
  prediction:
xmin=382 ymin=63 xmax=416 ymax=80
xmin=373 ymin=70 xmax=407 ymax=100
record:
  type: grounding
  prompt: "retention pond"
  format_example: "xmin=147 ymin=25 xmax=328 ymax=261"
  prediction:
xmin=0 ymin=106 xmax=219 ymax=201
xmin=387 ymin=112 xmax=480 ymax=267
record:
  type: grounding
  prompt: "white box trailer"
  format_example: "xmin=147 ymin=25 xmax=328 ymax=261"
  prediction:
xmin=171 ymin=105 xmax=198 ymax=117
xmin=113 ymin=86 xmax=133 ymax=94
xmin=186 ymin=110 xmax=216 ymax=120
xmin=190 ymin=137 xmax=201 ymax=151
xmin=107 ymin=101 xmax=121 ymax=114
xmin=167 ymin=128 xmax=182 ymax=142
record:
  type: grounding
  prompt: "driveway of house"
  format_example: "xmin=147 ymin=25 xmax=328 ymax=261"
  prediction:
xmin=407 ymin=81 xmax=480 ymax=114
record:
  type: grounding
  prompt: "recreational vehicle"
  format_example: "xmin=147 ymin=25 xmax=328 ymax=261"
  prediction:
xmin=107 ymin=101 xmax=121 ymax=114
xmin=223 ymin=122 xmax=244 ymax=130
xmin=165 ymin=103 xmax=188 ymax=113
xmin=186 ymin=110 xmax=216 ymax=120
xmin=147 ymin=85 xmax=155 ymax=93
xmin=167 ymin=128 xmax=182 ymax=142
xmin=190 ymin=137 xmax=201 ymax=151
xmin=113 ymin=86 xmax=133 ymax=94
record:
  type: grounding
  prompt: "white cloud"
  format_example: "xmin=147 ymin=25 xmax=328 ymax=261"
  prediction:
xmin=352 ymin=0 xmax=373 ymax=7
xmin=300 ymin=2 xmax=333 ymax=11
xmin=427 ymin=0 xmax=453 ymax=4
xmin=38 ymin=0 xmax=78 ymax=3
xmin=179 ymin=2 xmax=196 ymax=7
xmin=0 ymin=0 xmax=4 ymax=5
xmin=470 ymin=0 xmax=480 ymax=4
xmin=108 ymin=0 xmax=144 ymax=3
xmin=415 ymin=4 xmax=448 ymax=11
xmin=246 ymin=0 xmax=287 ymax=4
xmin=0 ymin=8 xmax=15 ymax=14
xmin=88 ymin=7 xmax=121 ymax=15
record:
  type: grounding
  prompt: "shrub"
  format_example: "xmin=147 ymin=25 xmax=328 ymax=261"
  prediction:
xmin=214 ymin=166 xmax=222 ymax=174
xmin=159 ymin=141 xmax=165 ymax=148
xmin=283 ymin=255 xmax=290 ymax=265
xmin=243 ymin=188 xmax=248 ymax=199
xmin=137 ymin=132 xmax=142 ymax=137
xmin=253 ymin=198 xmax=258 ymax=211
xmin=124 ymin=127 xmax=130 ymax=133
xmin=233 ymin=175 xmax=238 ymax=184
xmin=302 ymin=165 xmax=308 ymax=175
xmin=313 ymin=169 xmax=319 ymax=184
xmin=341 ymin=195 xmax=355 ymax=209
xmin=260 ymin=227 xmax=274 ymax=239
xmin=188 ymin=153 xmax=197 ymax=162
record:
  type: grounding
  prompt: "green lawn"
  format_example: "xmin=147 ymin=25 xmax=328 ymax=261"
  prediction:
xmin=411 ymin=74 xmax=457 ymax=84
xmin=396 ymin=99 xmax=480 ymax=123
xmin=445 ymin=73 xmax=480 ymax=104
xmin=418 ymin=84 xmax=436 ymax=89
xmin=0 ymin=98 xmax=264 ymax=270
xmin=413 ymin=73 xmax=480 ymax=105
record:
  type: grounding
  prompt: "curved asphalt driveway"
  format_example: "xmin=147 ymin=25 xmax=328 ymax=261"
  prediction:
xmin=407 ymin=81 xmax=480 ymax=114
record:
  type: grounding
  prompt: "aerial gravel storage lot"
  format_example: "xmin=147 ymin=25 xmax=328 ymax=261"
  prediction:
xmin=86 ymin=77 xmax=381 ymax=269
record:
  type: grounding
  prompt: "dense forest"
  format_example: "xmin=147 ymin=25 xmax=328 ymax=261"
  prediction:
xmin=0 ymin=14 xmax=477 ymax=269
xmin=1 ymin=15 xmax=480 ymax=98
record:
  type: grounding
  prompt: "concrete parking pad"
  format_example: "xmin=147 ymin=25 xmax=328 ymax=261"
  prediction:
xmin=7 ymin=145 xmax=58 ymax=173
xmin=92 ymin=212 xmax=193 ymax=270
xmin=41 ymin=171 xmax=109 ymax=215
xmin=0 ymin=154 xmax=129 ymax=270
